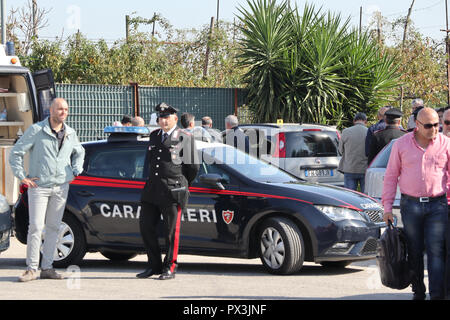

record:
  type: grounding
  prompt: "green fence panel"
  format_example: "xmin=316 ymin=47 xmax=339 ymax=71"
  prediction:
xmin=139 ymin=86 xmax=242 ymax=131
xmin=56 ymin=84 xmax=248 ymax=142
xmin=56 ymin=84 xmax=135 ymax=142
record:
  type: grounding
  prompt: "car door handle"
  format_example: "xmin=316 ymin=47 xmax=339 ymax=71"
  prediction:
xmin=76 ymin=191 xmax=95 ymax=197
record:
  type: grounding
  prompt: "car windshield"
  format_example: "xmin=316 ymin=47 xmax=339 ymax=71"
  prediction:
xmin=202 ymin=146 xmax=299 ymax=183
xmin=369 ymin=141 xmax=394 ymax=168
xmin=285 ymin=131 xmax=339 ymax=158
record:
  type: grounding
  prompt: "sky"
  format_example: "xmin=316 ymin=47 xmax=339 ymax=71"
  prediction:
xmin=6 ymin=0 xmax=449 ymax=43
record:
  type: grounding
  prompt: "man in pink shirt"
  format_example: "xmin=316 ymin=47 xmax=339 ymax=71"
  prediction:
xmin=382 ymin=107 xmax=450 ymax=300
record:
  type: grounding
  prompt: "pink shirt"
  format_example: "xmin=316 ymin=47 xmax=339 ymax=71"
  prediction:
xmin=382 ymin=131 xmax=450 ymax=212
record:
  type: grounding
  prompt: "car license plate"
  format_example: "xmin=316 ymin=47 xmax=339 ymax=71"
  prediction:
xmin=305 ymin=169 xmax=333 ymax=177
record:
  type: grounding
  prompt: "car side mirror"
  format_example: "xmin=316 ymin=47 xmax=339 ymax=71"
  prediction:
xmin=199 ymin=173 xmax=227 ymax=190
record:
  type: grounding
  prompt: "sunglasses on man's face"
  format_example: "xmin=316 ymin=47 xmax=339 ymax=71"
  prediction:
xmin=444 ymin=120 xmax=450 ymax=126
xmin=417 ymin=120 xmax=440 ymax=129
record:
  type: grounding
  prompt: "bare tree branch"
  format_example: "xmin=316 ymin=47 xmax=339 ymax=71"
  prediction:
xmin=7 ymin=0 xmax=51 ymax=55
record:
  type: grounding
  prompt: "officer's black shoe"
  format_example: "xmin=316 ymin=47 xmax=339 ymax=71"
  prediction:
xmin=136 ymin=268 xmax=159 ymax=279
xmin=412 ymin=292 xmax=426 ymax=300
xmin=158 ymin=269 xmax=176 ymax=280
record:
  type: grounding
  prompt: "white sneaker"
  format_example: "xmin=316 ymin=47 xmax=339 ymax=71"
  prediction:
xmin=18 ymin=269 xmax=37 ymax=282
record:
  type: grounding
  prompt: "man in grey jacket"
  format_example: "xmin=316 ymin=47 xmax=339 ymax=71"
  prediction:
xmin=9 ymin=98 xmax=85 ymax=282
xmin=338 ymin=112 xmax=368 ymax=193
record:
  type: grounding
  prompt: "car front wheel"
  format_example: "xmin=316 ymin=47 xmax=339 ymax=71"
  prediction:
xmin=258 ymin=217 xmax=305 ymax=275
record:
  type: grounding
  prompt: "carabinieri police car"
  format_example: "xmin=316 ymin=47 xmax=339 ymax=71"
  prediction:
xmin=14 ymin=126 xmax=385 ymax=275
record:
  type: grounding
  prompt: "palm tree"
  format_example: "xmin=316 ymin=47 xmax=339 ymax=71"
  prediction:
xmin=237 ymin=0 xmax=401 ymax=128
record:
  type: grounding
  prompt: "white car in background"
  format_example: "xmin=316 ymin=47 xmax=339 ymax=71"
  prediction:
xmin=364 ymin=140 xmax=402 ymax=224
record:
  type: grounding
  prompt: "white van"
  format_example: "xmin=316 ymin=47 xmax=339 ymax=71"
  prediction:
xmin=0 ymin=44 xmax=56 ymax=205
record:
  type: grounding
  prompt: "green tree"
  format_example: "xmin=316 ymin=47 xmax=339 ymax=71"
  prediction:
xmin=19 ymin=17 xmax=245 ymax=88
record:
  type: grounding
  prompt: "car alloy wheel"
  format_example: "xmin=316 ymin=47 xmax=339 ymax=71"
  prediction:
xmin=54 ymin=222 xmax=75 ymax=261
xmin=41 ymin=221 xmax=75 ymax=262
xmin=258 ymin=217 xmax=305 ymax=275
xmin=41 ymin=214 xmax=86 ymax=268
xmin=260 ymin=227 xmax=285 ymax=270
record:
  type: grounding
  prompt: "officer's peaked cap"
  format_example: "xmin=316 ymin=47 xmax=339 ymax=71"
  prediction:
xmin=156 ymin=102 xmax=178 ymax=118
xmin=384 ymin=107 xmax=403 ymax=119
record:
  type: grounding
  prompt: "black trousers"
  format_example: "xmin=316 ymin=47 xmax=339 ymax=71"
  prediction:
xmin=139 ymin=201 xmax=182 ymax=273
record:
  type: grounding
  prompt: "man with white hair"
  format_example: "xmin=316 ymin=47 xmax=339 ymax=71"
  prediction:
xmin=407 ymin=98 xmax=424 ymax=130
xmin=223 ymin=114 xmax=249 ymax=154
xmin=442 ymin=108 xmax=450 ymax=137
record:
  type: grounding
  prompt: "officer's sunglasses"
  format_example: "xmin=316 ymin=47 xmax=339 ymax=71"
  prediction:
xmin=417 ymin=120 xmax=440 ymax=129
xmin=444 ymin=120 xmax=450 ymax=126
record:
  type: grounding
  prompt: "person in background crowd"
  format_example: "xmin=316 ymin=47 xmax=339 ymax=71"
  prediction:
xmin=443 ymin=108 xmax=450 ymax=137
xmin=365 ymin=106 xmax=390 ymax=161
xmin=407 ymin=98 xmax=424 ymax=131
xmin=201 ymin=116 xmax=213 ymax=129
xmin=181 ymin=113 xmax=212 ymax=142
xmin=131 ymin=116 xmax=145 ymax=127
xmin=202 ymin=116 xmax=222 ymax=142
xmin=121 ymin=115 xmax=133 ymax=127
xmin=338 ymin=112 xmax=368 ymax=193
xmin=382 ymin=107 xmax=450 ymax=300
xmin=407 ymin=106 xmax=425 ymax=132
xmin=223 ymin=115 xmax=249 ymax=154
xmin=9 ymin=98 xmax=85 ymax=282
xmin=436 ymin=107 xmax=444 ymax=132
xmin=180 ymin=112 xmax=195 ymax=131
xmin=367 ymin=108 xmax=406 ymax=164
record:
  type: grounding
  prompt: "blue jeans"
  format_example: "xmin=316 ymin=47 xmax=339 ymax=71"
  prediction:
xmin=344 ymin=173 xmax=365 ymax=193
xmin=400 ymin=196 xmax=448 ymax=299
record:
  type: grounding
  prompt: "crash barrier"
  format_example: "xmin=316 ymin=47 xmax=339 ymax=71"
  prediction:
xmin=56 ymin=84 xmax=248 ymax=142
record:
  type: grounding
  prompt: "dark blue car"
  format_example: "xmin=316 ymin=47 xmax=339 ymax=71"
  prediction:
xmin=0 ymin=194 xmax=11 ymax=254
xmin=14 ymin=127 xmax=385 ymax=274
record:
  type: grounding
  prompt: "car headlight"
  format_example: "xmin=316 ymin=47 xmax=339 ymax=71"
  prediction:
xmin=0 ymin=195 xmax=10 ymax=214
xmin=314 ymin=205 xmax=366 ymax=222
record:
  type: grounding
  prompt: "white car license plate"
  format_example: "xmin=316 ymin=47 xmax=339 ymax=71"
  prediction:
xmin=305 ymin=169 xmax=333 ymax=177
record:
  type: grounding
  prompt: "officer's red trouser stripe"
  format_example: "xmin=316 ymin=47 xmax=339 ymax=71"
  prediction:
xmin=170 ymin=205 xmax=182 ymax=273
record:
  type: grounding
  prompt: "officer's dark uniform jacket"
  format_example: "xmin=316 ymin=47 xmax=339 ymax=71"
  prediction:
xmin=367 ymin=125 xmax=407 ymax=164
xmin=141 ymin=127 xmax=199 ymax=208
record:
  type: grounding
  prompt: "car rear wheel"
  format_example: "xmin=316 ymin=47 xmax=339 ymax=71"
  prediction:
xmin=42 ymin=213 xmax=86 ymax=268
xmin=258 ymin=217 xmax=304 ymax=275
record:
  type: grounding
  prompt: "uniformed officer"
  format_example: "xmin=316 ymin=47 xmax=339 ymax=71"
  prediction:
xmin=137 ymin=102 xmax=199 ymax=280
xmin=367 ymin=107 xmax=407 ymax=164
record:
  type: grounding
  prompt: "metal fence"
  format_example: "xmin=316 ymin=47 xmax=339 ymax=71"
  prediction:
xmin=57 ymin=84 xmax=248 ymax=142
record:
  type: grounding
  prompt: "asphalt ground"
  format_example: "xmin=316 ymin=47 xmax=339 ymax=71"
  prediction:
xmin=0 ymin=236 xmax=418 ymax=301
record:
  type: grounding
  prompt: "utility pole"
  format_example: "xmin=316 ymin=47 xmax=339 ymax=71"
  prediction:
xmin=32 ymin=0 xmax=37 ymax=38
xmin=125 ymin=15 xmax=130 ymax=43
xmin=216 ymin=0 xmax=220 ymax=29
xmin=402 ymin=0 xmax=415 ymax=45
xmin=359 ymin=7 xmax=362 ymax=36
xmin=151 ymin=12 xmax=156 ymax=38
xmin=441 ymin=0 xmax=450 ymax=104
xmin=1 ymin=0 xmax=5 ymax=45
xmin=400 ymin=0 xmax=416 ymax=110
xmin=203 ymin=17 xmax=215 ymax=78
